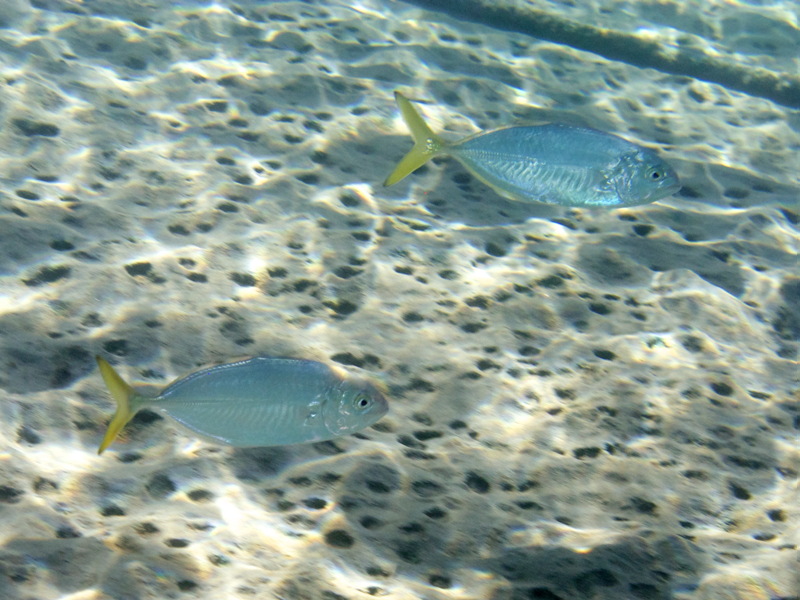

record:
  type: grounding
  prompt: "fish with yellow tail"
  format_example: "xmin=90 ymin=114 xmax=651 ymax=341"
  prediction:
xmin=95 ymin=355 xmax=388 ymax=454
xmin=384 ymin=91 xmax=680 ymax=207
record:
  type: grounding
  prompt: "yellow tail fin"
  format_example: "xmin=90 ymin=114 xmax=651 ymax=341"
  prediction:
xmin=96 ymin=356 xmax=139 ymax=454
xmin=383 ymin=91 xmax=445 ymax=187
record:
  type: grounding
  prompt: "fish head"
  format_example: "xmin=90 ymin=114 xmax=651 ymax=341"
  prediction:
xmin=322 ymin=377 xmax=389 ymax=437
xmin=612 ymin=150 xmax=681 ymax=206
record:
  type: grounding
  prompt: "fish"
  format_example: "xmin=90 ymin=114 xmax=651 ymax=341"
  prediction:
xmin=95 ymin=355 xmax=388 ymax=454
xmin=384 ymin=91 xmax=681 ymax=207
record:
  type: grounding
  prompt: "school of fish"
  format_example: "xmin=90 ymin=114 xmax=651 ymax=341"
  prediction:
xmin=95 ymin=90 xmax=681 ymax=453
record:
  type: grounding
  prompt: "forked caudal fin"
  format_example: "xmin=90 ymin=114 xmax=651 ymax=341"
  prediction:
xmin=96 ymin=356 xmax=142 ymax=454
xmin=383 ymin=91 xmax=446 ymax=187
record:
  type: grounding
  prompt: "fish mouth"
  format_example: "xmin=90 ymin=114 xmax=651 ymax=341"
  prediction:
xmin=661 ymin=176 xmax=682 ymax=197
xmin=365 ymin=382 xmax=390 ymax=420
xmin=649 ymin=169 xmax=681 ymax=200
xmin=374 ymin=396 xmax=390 ymax=420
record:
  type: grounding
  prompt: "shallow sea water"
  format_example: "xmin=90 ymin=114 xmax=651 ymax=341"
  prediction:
xmin=0 ymin=1 xmax=798 ymax=599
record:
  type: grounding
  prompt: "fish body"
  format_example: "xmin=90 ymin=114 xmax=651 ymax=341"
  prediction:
xmin=384 ymin=91 xmax=680 ymax=207
xmin=96 ymin=356 xmax=388 ymax=454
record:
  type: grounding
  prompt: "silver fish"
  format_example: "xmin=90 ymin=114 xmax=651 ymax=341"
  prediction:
xmin=384 ymin=91 xmax=681 ymax=207
xmin=96 ymin=356 xmax=388 ymax=453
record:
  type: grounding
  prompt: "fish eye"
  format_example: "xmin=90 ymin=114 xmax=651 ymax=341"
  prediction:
xmin=650 ymin=171 xmax=661 ymax=180
xmin=354 ymin=394 xmax=371 ymax=409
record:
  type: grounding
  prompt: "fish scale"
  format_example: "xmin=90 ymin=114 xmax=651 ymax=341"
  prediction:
xmin=167 ymin=396 xmax=315 ymax=446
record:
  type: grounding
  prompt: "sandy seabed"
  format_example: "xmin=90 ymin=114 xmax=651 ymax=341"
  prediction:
xmin=0 ymin=1 xmax=798 ymax=599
